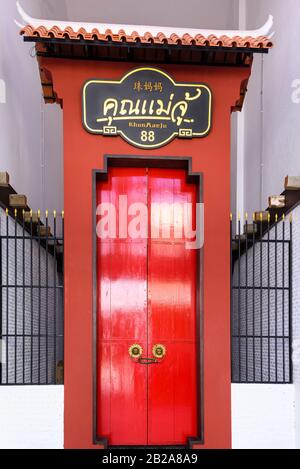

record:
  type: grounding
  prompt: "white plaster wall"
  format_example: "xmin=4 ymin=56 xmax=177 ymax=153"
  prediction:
xmin=243 ymin=0 xmax=300 ymax=214
xmin=0 ymin=385 xmax=63 ymax=449
xmin=0 ymin=0 xmax=64 ymax=212
xmin=0 ymin=384 xmax=296 ymax=449
xmin=232 ymin=384 xmax=296 ymax=449
xmin=64 ymin=0 xmax=238 ymax=29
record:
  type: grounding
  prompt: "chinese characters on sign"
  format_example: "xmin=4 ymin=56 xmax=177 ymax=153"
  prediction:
xmin=82 ymin=68 xmax=212 ymax=149
xmin=133 ymin=81 xmax=163 ymax=93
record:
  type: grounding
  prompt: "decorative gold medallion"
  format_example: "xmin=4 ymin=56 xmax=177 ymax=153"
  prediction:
xmin=129 ymin=344 xmax=143 ymax=359
xmin=152 ymin=344 xmax=167 ymax=359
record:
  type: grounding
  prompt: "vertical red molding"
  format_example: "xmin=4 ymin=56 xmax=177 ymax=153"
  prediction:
xmin=42 ymin=58 xmax=251 ymax=449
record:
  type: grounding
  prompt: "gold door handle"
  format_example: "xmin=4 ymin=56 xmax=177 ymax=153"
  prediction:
xmin=138 ymin=357 xmax=158 ymax=365
xmin=128 ymin=344 xmax=143 ymax=359
xmin=152 ymin=344 xmax=167 ymax=359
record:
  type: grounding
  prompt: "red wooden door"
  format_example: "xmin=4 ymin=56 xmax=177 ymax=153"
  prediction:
xmin=97 ymin=167 xmax=198 ymax=446
xmin=97 ymin=167 xmax=148 ymax=446
xmin=147 ymin=169 xmax=198 ymax=445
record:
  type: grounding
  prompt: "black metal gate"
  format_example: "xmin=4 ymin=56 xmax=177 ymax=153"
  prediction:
xmin=0 ymin=208 xmax=293 ymax=386
xmin=0 ymin=209 xmax=64 ymax=385
xmin=231 ymin=214 xmax=292 ymax=384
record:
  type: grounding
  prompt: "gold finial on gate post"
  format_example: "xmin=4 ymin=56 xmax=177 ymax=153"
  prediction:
xmin=6 ymin=208 xmax=9 ymax=216
xmin=275 ymin=213 xmax=278 ymax=223
xmin=62 ymin=210 xmax=65 ymax=219
xmin=245 ymin=212 xmax=248 ymax=221
xmin=53 ymin=209 xmax=57 ymax=219
xmin=230 ymin=213 xmax=233 ymax=221
xmin=37 ymin=209 xmax=41 ymax=219
xmin=14 ymin=208 xmax=17 ymax=218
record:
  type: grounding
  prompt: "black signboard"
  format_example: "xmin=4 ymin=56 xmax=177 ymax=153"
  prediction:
xmin=82 ymin=67 xmax=212 ymax=149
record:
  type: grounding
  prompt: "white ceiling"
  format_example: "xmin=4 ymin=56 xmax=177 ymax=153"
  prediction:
xmin=21 ymin=0 xmax=239 ymax=30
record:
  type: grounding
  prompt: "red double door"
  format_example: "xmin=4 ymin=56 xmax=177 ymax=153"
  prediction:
xmin=97 ymin=167 xmax=198 ymax=446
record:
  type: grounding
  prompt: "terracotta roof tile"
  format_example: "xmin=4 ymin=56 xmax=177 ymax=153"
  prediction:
xmin=182 ymin=33 xmax=196 ymax=46
xmin=131 ymin=31 xmax=142 ymax=42
xmin=63 ymin=26 xmax=77 ymax=40
xmin=33 ymin=25 xmax=48 ymax=38
xmin=143 ymin=32 xmax=154 ymax=44
xmin=90 ymin=28 xmax=106 ymax=41
xmin=48 ymin=26 xmax=63 ymax=38
xmin=118 ymin=29 xmax=127 ymax=41
xmin=20 ymin=24 xmax=273 ymax=49
xmin=156 ymin=32 xmax=168 ymax=44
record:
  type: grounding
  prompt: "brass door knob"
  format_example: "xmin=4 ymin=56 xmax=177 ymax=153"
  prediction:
xmin=129 ymin=344 xmax=143 ymax=359
xmin=152 ymin=344 xmax=167 ymax=359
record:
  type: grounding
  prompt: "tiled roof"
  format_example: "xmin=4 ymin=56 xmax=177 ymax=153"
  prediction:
xmin=17 ymin=3 xmax=273 ymax=109
xmin=20 ymin=24 xmax=273 ymax=49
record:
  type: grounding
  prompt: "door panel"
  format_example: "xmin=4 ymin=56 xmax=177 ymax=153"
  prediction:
xmin=97 ymin=166 xmax=198 ymax=446
xmin=97 ymin=168 xmax=148 ymax=445
xmin=148 ymin=169 xmax=197 ymax=445
xmin=148 ymin=342 xmax=197 ymax=445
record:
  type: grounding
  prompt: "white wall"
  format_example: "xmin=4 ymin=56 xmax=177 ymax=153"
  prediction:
xmin=242 ymin=0 xmax=300 ymax=214
xmin=0 ymin=0 xmax=64 ymax=212
xmin=64 ymin=0 xmax=238 ymax=28
xmin=232 ymin=384 xmax=296 ymax=449
xmin=0 ymin=384 xmax=296 ymax=449
xmin=0 ymin=385 xmax=63 ymax=449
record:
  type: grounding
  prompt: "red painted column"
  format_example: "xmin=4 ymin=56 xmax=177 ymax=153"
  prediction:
xmin=42 ymin=58 xmax=251 ymax=449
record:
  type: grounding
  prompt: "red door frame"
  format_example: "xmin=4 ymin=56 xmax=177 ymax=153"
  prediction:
xmin=93 ymin=155 xmax=203 ymax=448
